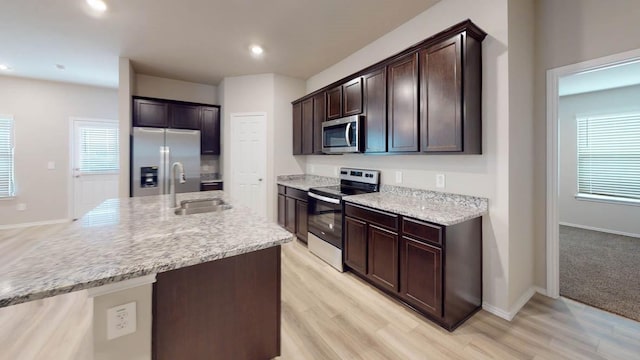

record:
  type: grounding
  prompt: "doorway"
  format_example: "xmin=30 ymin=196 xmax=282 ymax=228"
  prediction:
xmin=70 ymin=118 xmax=119 ymax=219
xmin=229 ymin=113 xmax=267 ymax=218
xmin=546 ymin=49 xmax=640 ymax=320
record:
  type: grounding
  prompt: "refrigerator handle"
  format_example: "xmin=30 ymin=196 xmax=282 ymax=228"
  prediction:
xmin=158 ymin=146 xmax=169 ymax=195
xmin=164 ymin=146 xmax=171 ymax=194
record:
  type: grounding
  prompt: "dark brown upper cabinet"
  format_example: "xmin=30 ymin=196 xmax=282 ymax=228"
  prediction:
xmin=301 ymin=98 xmax=314 ymax=155
xmin=326 ymin=86 xmax=342 ymax=120
xmin=200 ymin=106 xmax=220 ymax=155
xmin=387 ymin=53 xmax=419 ymax=153
xmin=292 ymin=102 xmax=302 ymax=155
xmin=133 ymin=98 xmax=168 ymax=128
xmin=312 ymin=93 xmax=326 ymax=154
xmin=342 ymin=77 xmax=363 ymax=116
xmin=363 ymin=68 xmax=387 ymax=153
xmin=170 ymin=103 xmax=201 ymax=130
xmin=420 ymin=32 xmax=481 ymax=154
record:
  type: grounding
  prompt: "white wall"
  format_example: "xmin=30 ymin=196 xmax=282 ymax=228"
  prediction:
xmin=0 ymin=76 xmax=117 ymax=225
xmin=134 ymin=74 xmax=218 ymax=104
xmin=305 ymin=0 xmax=520 ymax=313
xmin=559 ymin=85 xmax=640 ymax=236
xmin=533 ymin=0 xmax=640 ymax=288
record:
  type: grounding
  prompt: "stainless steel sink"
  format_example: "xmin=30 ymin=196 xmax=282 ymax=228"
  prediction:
xmin=174 ymin=198 xmax=232 ymax=215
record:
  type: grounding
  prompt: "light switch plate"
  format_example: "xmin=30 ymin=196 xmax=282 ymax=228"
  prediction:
xmin=436 ymin=174 xmax=446 ymax=188
xmin=16 ymin=203 xmax=26 ymax=211
xmin=395 ymin=171 xmax=403 ymax=184
xmin=47 ymin=161 xmax=55 ymax=170
xmin=107 ymin=302 xmax=136 ymax=340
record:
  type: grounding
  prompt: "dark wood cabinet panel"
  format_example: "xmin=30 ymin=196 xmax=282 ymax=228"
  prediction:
xmin=387 ymin=53 xmax=419 ymax=152
xmin=368 ymin=225 xmax=399 ymax=292
xmin=402 ymin=218 xmax=442 ymax=247
xmin=200 ymin=182 xmax=223 ymax=191
xmin=170 ymin=103 xmax=201 ymax=130
xmin=292 ymin=102 xmax=302 ymax=155
xmin=342 ymin=77 xmax=363 ymax=116
xmin=344 ymin=216 xmax=367 ymax=275
xmin=400 ymin=236 xmax=443 ymax=318
xmin=133 ymin=98 xmax=168 ymax=128
xmin=277 ymin=194 xmax=285 ymax=227
xmin=295 ymin=200 xmax=308 ymax=243
xmin=285 ymin=197 xmax=296 ymax=233
xmin=326 ymin=87 xmax=342 ymax=120
xmin=312 ymin=93 xmax=326 ymax=154
xmin=302 ymin=98 xmax=314 ymax=155
xmin=420 ymin=36 xmax=462 ymax=152
xmin=200 ymin=106 xmax=220 ymax=155
xmin=344 ymin=203 xmax=397 ymax=231
xmin=363 ymin=68 xmax=387 ymax=153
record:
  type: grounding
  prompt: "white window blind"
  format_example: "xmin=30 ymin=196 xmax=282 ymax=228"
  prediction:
xmin=0 ymin=117 xmax=15 ymax=198
xmin=577 ymin=113 xmax=640 ymax=201
xmin=79 ymin=125 xmax=119 ymax=173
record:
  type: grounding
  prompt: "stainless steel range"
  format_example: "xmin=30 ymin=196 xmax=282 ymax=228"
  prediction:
xmin=307 ymin=168 xmax=380 ymax=271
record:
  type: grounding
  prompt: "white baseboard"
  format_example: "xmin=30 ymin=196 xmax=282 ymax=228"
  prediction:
xmin=483 ymin=287 xmax=537 ymax=321
xmin=534 ymin=286 xmax=548 ymax=297
xmin=0 ymin=218 xmax=70 ymax=230
xmin=559 ymin=222 xmax=640 ymax=239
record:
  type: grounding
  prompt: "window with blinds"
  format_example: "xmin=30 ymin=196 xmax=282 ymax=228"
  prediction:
xmin=577 ymin=113 xmax=640 ymax=202
xmin=0 ymin=116 xmax=15 ymax=198
xmin=79 ymin=125 xmax=119 ymax=173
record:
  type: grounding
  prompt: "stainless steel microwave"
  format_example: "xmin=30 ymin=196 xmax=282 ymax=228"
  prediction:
xmin=321 ymin=115 xmax=363 ymax=154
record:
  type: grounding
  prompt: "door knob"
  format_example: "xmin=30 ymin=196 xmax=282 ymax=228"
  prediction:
xmin=258 ymin=178 xmax=263 ymax=182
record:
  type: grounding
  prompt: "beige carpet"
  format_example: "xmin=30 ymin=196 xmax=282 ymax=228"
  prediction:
xmin=560 ymin=225 xmax=640 ymax=322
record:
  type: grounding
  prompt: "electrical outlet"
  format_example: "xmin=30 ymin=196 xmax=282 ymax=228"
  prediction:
xmin=16 ymin=203 xmax=26 ymax=211
xmin=436 ymin=174 xmax=446 ymax=188
xmin=333 ymin=167 xmax=339 ymax=176
xmin=47 ymin=161 xmax=56 ymax=170
xmin=107 ymin=302 xmax=136 ymax=340
xmin=309 ymin=165 xmax=315 ymax=174
xmin=395 ymin=171 xmax=403 ymax=184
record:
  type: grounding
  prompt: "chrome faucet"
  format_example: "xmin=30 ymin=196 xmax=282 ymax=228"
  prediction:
xmin=170 ymin=162 xmax=186 ymax=208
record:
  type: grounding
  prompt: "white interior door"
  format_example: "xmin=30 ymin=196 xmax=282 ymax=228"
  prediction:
xmin=230 ymin=113 xmax=267 ymax=218
xmin=72 ymin=119 xmax=119 ymax=219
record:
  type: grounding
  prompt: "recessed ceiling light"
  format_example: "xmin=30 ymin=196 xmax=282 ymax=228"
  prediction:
xmin=56 ymin=64 xmax=66 ymax=71
xmin=250 ymin=45 xmax=264 ymax=56
xmin=0 ymin=64 xmax=11 ymax=71
xmin=86 ymin=0 xmax=107 ymax=12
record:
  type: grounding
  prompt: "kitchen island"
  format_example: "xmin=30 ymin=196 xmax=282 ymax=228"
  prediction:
xmin=0 ymin=191 xmax=293 ymax=359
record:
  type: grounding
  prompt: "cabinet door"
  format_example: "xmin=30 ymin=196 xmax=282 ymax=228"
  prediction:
xmin=295 ymin=200 xmax=308 ymax=243
xmin=420 ymin=35 xmax=463 ymax=152
xmin=400 ymin=236 xmax=442 ymax=317
xmin=170 ymin=103 xmax=201 ymax=130
xmin=277 ymin=194 xmax=286 ymax=227
xmin=344 ymin=216 xmax=367 ymax=275
xmin=342 ymin=77 xmax=363 ymax=116
xmin=200 ymin=106 xmax=220 ymax=155
xmin=292 ymin=102 xmax=302 ymax=155
xmin=368 ymin=225 xmax=398 ymax=292
xmin=387 ymin=53 xmax=419 ymax=152
xmin=312 ymin=93 xmax=326 ymax=154
xmin=285 ymin=197 xmax=297 ymax=233
xmin=302 ymin=98 xmax=314 ymax=155
xmin=326 ymin=87 xmax=342 ymax=120
xmin=363 ymin=68 xmax=387 ymax=153
xmin=133 ymin=98 xmax=168 ymax=128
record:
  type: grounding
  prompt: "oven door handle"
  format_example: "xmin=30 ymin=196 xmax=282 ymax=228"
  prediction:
xmin=307 ymin=192 xmax=341 ymax=204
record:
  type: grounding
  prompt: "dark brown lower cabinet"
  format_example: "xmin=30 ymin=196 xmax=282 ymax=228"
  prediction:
xmin=285 ymin=197 xmax=296 ymax=233
xmin=295 ymin=200 xmax=308 ymax=243
xmin=368 ymin=225 xmax=398 ymax=292
xmin=343 ymin=201 xmax=482 ymax=331
xmin=278 ymin=185 xmax=309 ymax=243
xmin=344 ymin=216 xmax=367 ymax=274
xmin=277 ymin=194 xmax=286 ymax=227
xmin=400 ymin=236 xmax=442 ymax=317
xmin=153 ymin=246 xmax=281 ymax=360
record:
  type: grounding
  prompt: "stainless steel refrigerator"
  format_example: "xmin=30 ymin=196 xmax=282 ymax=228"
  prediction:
xmin=131 ymin=127 xmax=201 ymax=197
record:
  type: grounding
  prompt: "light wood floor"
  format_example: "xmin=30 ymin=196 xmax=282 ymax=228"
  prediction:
xmin=1 ymin=225 xmax=639 ymax=360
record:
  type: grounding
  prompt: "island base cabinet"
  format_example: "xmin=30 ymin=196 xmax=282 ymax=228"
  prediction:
xmin=153 ymin=246 xmax=281 ymax=360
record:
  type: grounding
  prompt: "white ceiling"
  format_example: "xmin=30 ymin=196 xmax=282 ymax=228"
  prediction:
xmin=559 ymin=60 xmax=640 ymax=96
xmin=0 ymin=0 xmax=440 ymax=88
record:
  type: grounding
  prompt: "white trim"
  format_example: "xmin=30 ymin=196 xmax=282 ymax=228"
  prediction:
xmin=482 ymin=287 xmax=537 ymax=321
xmin=87 ymin=274 xmax=157 ymax=298
xmin=534 ymin=286 xmax=547 ymax=296
xmin=559 ymin=222 xmax=640 ymax=239
xmin=574 ymin=193 xmax=640 ymax=207
xmin=546 ymin=47 xmax=640 ymax=300
xmin=0 ymin=218 xmax=70 ymax=230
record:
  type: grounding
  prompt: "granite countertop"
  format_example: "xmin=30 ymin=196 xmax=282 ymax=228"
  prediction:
xmin=276 ymin=174 xmax=339 ymax=191
xmin=0 ymin=192 xmax=293 ymax=308
xmin=343 ymin=185 xmax=488 ymax=226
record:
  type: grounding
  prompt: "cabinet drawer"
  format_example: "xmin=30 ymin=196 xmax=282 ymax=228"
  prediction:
xmin=277 ymin=185 xmax=286 ymax=195
xmin=402 ymin=218 xmax=442 ymax=247
xmin=200 ymin=182 xmax=223 ymax=191
xmin=344 ymin=203 xmax=398 ymax=231
xmin=285 ymin=187 xmax=308 ymax=201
